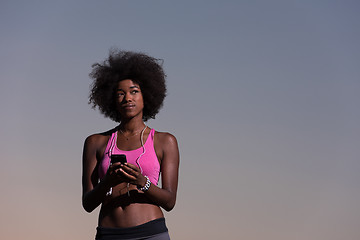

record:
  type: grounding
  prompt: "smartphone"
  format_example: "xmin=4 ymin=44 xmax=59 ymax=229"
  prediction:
xmin=110 ymin=154 xmax=127 ymax=164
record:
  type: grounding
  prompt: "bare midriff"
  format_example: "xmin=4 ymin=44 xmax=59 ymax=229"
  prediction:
xmin=98 ymin=184 xmax=164 ymax=228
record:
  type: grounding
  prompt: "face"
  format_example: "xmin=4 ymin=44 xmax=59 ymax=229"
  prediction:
xmin=116 ymin=79 xmax=144 ymax=120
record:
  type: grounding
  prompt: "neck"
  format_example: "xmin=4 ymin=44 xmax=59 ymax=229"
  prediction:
xmin=119 ymin=119 xmax=146 ymax=133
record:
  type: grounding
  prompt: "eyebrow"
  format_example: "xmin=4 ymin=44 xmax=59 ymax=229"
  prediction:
xmin=117 ymin=85 xmax=140 ymax=91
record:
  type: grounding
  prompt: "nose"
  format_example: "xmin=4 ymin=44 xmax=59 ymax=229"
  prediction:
xmin=124 ymin=92 xmax=133 ymax=102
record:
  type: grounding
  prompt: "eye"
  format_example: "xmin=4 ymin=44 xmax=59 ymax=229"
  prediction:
xmin=131 ymin=90 xmax=139 ymax=94
xmin=117 ymin=92 xmax=125 ymax=97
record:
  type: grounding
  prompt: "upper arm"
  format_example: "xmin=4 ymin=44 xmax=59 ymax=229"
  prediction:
xmin=82 ymin=135 xmax=100 ymax=197
xmin=157 ymin=133 xmax=180 ymax=195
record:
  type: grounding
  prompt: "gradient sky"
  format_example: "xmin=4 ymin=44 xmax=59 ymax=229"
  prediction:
xmin=1 ymin=1 xmax=360 ymax=239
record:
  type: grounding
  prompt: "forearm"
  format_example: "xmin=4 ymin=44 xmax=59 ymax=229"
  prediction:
xmin=142 ymin=184 xmax=177 ymax=211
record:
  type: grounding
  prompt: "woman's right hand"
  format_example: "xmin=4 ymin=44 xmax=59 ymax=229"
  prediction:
xmin=103 ymin=163 xmax=126 ymax=188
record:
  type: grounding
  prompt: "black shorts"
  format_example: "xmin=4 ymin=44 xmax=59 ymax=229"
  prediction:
xmin=95 ymin=218 xmax=170 ymax=240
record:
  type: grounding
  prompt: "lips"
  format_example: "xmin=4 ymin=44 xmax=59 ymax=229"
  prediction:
xmin=122 ymin=104 xmax=135 ymax=110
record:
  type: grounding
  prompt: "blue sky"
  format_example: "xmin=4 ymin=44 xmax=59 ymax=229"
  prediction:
xmin=1 ymin=1 xmax=359 ymax=239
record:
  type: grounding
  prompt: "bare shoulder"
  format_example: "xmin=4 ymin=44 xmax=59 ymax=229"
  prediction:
xmin=154 ymin=131 xmax=178 ymax=147
xmin=83 ymin=128 xmax=116 ymax=156
xmin=153 ymin=131 xmax=179 ymax=169
xmin=154 ymin=130 xmax=179 ymax=160
xmin=84 ymin=133 xmax=108 ymax=148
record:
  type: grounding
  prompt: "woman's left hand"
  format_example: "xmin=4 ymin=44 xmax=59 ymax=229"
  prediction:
xmin=119 ymin=163 xmax=147 ymax=189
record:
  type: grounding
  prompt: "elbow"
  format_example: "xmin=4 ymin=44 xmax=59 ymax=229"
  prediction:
xmin=162 ymin=191 xmax=177 ymax=212
xmin=83 ymin=204 xmax=95 ymax=213
xmin=163 ymin=205 xmax=174 ymax=212
xmin=83 ymin=205 xmax=94 ymax=213
xmin=163 ymin=199 xmax=176 ymax=212
xmin=82 ymin=198 xmax=95 ymax=213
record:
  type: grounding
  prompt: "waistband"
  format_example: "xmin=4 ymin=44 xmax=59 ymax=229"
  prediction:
xmin=96 ymin=218 xmax=168 ymax=240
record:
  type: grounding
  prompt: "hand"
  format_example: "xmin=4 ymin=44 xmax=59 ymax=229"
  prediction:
xmin=103 ymin=162 xmax=126 ymax=188
xmin=119 ymin=163 xmax=147 ymax=188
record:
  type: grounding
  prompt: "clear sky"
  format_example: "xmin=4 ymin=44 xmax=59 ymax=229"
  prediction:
xmin=1 ymin=1 xmax=359 ymax=239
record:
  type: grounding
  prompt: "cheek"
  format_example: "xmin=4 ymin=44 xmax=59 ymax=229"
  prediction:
xmin=137 ymin=94 xmax=144 ymax=105
xmin=115 ymin=97 xmax=123 ymax=106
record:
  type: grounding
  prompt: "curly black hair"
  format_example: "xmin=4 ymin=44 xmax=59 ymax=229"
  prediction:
xmin=89 ymin=49 xmax=167 ymax=122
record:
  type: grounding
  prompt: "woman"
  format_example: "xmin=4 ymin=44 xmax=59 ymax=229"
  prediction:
xmin=82 ymin=50 xmax=179 ymax=240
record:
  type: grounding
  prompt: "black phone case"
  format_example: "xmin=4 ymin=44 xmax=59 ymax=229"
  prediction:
xmin=110 ymin=154 xmax=127 ymax=164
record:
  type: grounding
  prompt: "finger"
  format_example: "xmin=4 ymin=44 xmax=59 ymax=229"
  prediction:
xmin=108 ymin=163 xmax=120 ymax=172
xmin=118 ymin=168 xmax=137 ymax=181
xmin=120 ymin=164 xmax=137 ymax=176
xmin=123 ymin=163 xmax=139 ymax=170
xmin=122 ymin=166 xmax=141 ymax=179
xmin=114 ymin=167 xmax=123 ymax=175
xmin=111 ymin=162 xmax=122 ymax=169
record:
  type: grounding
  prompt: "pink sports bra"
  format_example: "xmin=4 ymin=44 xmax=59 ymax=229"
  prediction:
xmin=98 ymin=128 xmax=160 ymax=185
